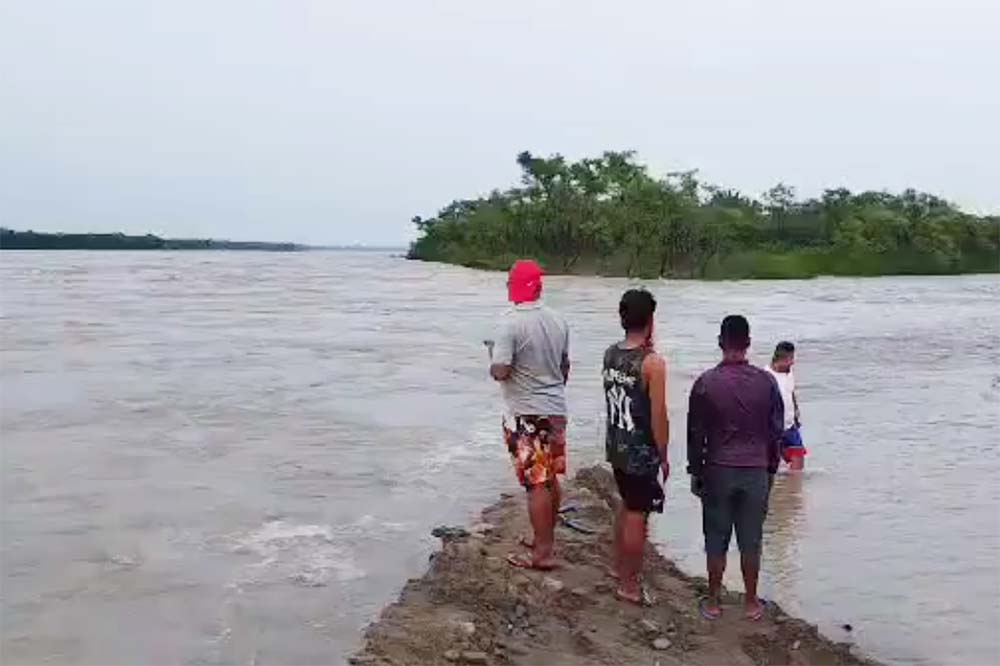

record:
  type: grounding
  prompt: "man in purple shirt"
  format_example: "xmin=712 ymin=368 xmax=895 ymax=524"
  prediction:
xmin=687 ymin=315 xmax=783 ymax=621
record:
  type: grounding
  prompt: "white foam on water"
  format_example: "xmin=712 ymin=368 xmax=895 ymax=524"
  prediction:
xmin=351 ymin=514 xmax=409 ymax=533
xmin=232 ymin=520 xmax=366 ymax=587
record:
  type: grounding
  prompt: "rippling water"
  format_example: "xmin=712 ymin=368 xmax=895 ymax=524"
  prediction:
xmin=1 ymin=252 xmax=998 ymax=665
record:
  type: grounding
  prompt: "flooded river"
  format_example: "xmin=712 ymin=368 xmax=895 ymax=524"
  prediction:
xmin=1 ymin=252 xmax=997 ymax=665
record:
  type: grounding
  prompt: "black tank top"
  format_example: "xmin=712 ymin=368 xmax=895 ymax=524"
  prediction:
xmin=603 ymin=343 xmax=659 ymax=475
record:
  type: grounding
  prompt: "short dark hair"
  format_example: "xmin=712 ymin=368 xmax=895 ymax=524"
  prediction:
xmin=619 ymin=289 xmax=657 ymax=332
xmin=719 ymin=314 xmax=750 ymax=350
xmin=774 ymin=341 xmax=796 ymax=359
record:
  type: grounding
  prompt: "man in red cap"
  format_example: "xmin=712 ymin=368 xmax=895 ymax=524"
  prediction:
xmin=488 ymin=259 xmax=571 ymax=570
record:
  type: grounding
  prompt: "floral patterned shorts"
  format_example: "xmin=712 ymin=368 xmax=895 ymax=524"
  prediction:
xmin=503 ymin=415 xmax=567 ymax=490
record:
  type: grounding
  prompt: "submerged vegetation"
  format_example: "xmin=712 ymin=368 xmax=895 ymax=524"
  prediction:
xmin=408 ymin=151 xmax=999 ymax=278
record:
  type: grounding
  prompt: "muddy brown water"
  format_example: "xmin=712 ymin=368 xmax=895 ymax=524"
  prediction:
xmin=1 ymin=251 xmax=997 ymax=665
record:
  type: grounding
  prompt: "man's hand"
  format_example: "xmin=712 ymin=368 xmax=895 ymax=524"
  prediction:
xmin=690 ymin=475 xmax=704 ymax=498
xmin=490 ymin=363 xmax=512 ymax=381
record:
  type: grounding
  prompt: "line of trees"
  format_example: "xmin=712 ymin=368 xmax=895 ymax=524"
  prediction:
xmin=408 ymin=151 xmax=999 ymax=278
xmin=0 ymin=229 xmax=302 ymax=252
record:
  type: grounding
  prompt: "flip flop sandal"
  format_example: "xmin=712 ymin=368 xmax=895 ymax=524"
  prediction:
xmin=506 ymin=552 xmax=556 ymax=571
xmin=518 ymin=535 xmax=534 ymax=549
xmin=559 ymin=515 xmax=597 ymax=534
xmin=615 ymin=584 xmax=655 ymax=606
xmin=698 ymin=598 xmax=723 ymax=620
xmin=745 ymin=598 xmax=768 ymax=621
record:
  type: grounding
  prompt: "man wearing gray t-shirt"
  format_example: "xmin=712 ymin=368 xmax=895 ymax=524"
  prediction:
xmin=488 ymin=259 xmax=570 ymax=571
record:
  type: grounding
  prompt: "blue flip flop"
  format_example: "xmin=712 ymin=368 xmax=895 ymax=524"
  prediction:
xmin=698 ymin=598 xmax=722 ymax=620
xmin=559 ymin=515 xmax=597 ymax=534
xmin=746 ymin=598 xmax=769 ymax=621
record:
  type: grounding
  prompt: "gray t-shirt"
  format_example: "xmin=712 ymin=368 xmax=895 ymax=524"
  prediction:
xmin=492 ymin=302 xmax=569 ymax=416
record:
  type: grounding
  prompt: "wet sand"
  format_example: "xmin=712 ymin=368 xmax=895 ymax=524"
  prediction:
xmin=351 ymin=466 xmax=877 ymax=666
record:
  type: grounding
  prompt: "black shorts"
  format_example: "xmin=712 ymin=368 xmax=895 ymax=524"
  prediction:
xmin=700 ymin=466 xmax=770 ymax=556
xmin=613 ymin=469 xmax=664 ymax=514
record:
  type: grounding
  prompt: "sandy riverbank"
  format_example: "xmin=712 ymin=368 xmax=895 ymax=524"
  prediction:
xmin=350 ymin=466 xmax=877 ymax=666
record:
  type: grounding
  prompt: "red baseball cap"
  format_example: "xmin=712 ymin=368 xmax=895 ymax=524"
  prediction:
xmin=508 ymin=259 xmax=543 ymax=303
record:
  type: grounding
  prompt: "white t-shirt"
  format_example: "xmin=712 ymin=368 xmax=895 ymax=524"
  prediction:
xmin=492 ymin=301 xmax=569 ymax=416
xmin=766 ymin=366 xmax=796 ymax=429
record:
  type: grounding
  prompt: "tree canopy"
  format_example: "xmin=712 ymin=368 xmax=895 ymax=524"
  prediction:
xmin=408 ymin=151 xmax=999 ymax=278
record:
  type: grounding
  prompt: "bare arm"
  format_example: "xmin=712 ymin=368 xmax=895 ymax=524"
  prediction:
xmin=643 ymin=353 xmax=669 ymax=463
xmin=489 ymin=320 xmax=515 ymax=382
xmin=768 ymin=380 xmax=784 ymax=474
xmin=792 ymin=390 xmax=801 ymax=425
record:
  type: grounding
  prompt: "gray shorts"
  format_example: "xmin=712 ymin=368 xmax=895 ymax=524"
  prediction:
xmin=701 ymin=466 xmax=770 ymax=557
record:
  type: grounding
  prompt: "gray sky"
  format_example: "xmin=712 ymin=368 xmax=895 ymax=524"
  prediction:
xmin=2 ymin=1 xmax=997 ymax=245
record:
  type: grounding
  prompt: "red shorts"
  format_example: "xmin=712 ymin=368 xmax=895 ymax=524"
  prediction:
xmin=503 ymin=415 xmax=567 ymax=489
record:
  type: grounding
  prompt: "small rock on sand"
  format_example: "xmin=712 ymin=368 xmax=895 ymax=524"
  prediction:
xmin=443 ymin=649 xmax=460 ymax=661
xmin=652 ymin=637 xmax=672 ymax=651
xmin=348 ymin=656 xmax=377 ymax=665
xmin=570 ymin=586 xmax=588 ymax=597
xmin=462 ymin=651 xmax=489 ymax=664
xmin=432 ymin=526 xmax=470 ymax=541
xmin=514 ymin=603 xmax=527 ymax=618
xmin=470 ymin=522 xmax=495 ymax=535
xmin=455 ymin=621 xmax=476 ymax=636
xmin=792 ymin=640 xmax=802 ymax=651
xmin=639 ymin=619 xmax=660 ymax=635
xmin=542 ymin=576 xmax=564 ymax=592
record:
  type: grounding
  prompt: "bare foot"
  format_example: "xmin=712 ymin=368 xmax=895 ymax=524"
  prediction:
xmin=615 ymin=585 xmax=642 ymax=605
xmin=506 ymin=552 xmax=557 ymax=571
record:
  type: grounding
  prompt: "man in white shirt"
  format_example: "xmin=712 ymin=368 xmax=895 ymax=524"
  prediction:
xmin=765 ymin=341 xmax=806 ymax=470
xmin=488 ymin=260 xmax=570 ymax=570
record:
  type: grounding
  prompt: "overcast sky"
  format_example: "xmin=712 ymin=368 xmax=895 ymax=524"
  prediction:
xmin=2 ymin=1 xmax=997 ymax=245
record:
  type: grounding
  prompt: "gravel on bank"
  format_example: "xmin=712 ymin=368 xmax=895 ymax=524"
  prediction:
xmin=350 ymin=466 xmax=878 ymax=666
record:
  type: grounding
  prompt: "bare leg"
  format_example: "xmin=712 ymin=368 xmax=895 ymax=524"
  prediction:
xmin=527 ymin=485 xmax=556 ymax=567
xmin=789 ymin=456 xmax=804 ymax=471
xmin=741 ymin=552 xmax=764 ymax=616
xmin=616 ymin=510 xmax=647 ymax=599
xmin=517 ymin=477 xmax=561 ymax=552
xmin=705 ymin=555 xmax=726 ymax=613
xmin=550 ymin=475 xmax=561 ymax=518
xmin=609 ymin=505 xmax=623 ymax=575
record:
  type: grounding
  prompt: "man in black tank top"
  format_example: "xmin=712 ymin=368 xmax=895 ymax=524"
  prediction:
xmin=603 ymin=289 xmax=669 ymax=605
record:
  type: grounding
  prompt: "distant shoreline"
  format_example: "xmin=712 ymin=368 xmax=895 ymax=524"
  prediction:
xmin=0 ymin=229 xmax=404 ymax=253
xmin=406 ymin=252 xmax=1000 ymax=280
xmin=0 ymin=229 xmax=304 ymax=252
